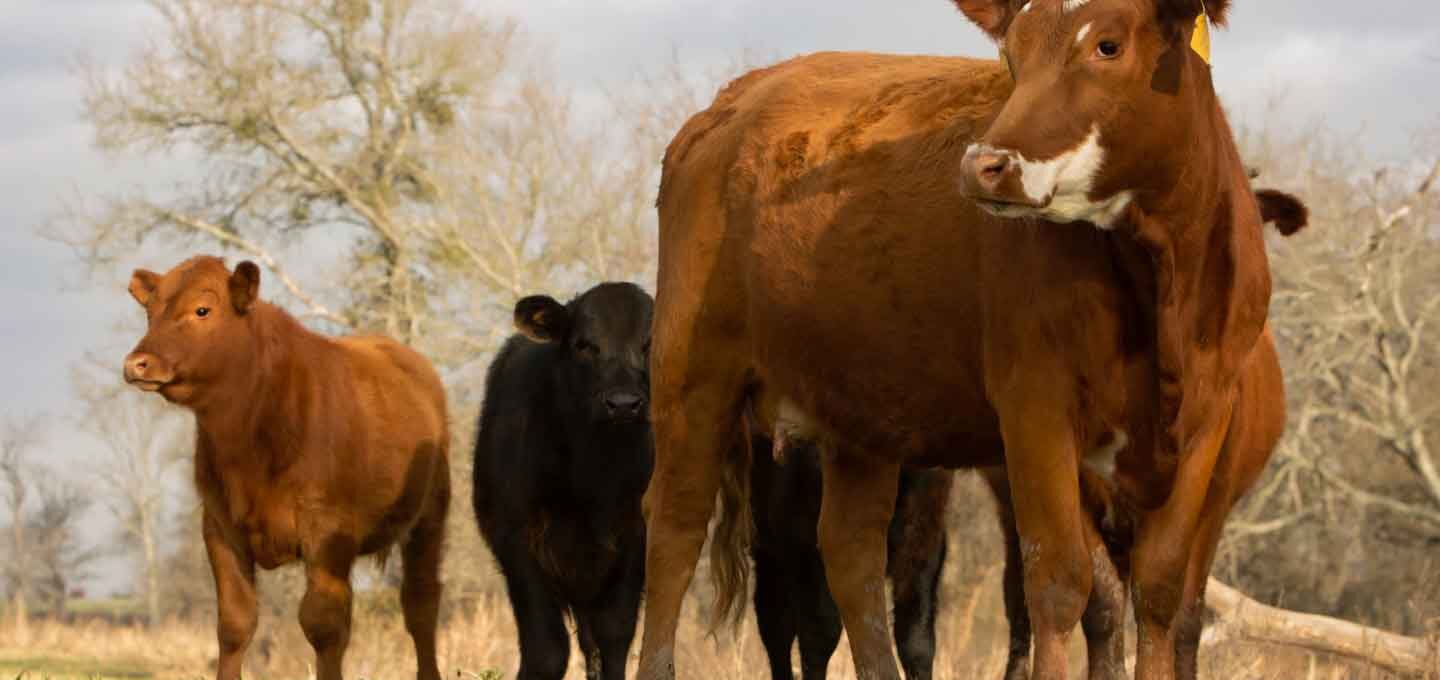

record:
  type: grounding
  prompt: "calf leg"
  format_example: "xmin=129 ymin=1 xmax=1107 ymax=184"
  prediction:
xmin=793 ymin=551 xmax=842 ymax=680
xmin=300 ymin=538 xmax=358 ymax=680
xmin=203 ymin=511 xmax=258 ymax=680
xmin=401 ymin=482 xmax=449 ymax=680
xmin=578 ymin=617 xmax=603 ymax=680
xmin=753 ymin=548 xmax=799 ymax=680
xmin=586 ymin=550 xmax=645 ymax=680
xmin=817 ymin=450 xmax=901 ymax=680
xmin=500 ymin=550 xmax=571 ymax=680
xmin=887 ymin=470 xmax=952 ymax=680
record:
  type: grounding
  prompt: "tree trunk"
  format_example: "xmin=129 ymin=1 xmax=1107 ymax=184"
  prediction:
xmin=1205 ymin=578 xmax=1438 ymax=676
xmin=143 ymin=520 xmax=160 ymax=626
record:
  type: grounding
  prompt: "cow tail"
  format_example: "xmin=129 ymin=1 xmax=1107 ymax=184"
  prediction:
xmin=708 ymin=417 xmax=754 ymax=632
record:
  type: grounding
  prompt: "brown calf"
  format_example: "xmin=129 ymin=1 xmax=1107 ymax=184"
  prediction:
xmin=123 ymin=256 xmax=450 ymax=680
xmin=638 ymin=0 xmax=1271 ymax=678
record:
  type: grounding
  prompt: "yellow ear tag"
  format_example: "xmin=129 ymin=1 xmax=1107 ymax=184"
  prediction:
xmin=1191 ymin=12 xmax=1212 ymax=64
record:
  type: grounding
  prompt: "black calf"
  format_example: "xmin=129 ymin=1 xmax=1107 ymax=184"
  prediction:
xmin=472 ymin=282 xmax=654 ymax=680
xmin=749 ymin=437 xmax=954 ymax=680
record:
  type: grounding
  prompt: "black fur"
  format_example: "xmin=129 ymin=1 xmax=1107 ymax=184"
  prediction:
xmin=749 ymin=437 xmax=951 ymax=680
xmin=472 ymin=282 xmax=654 ymax=680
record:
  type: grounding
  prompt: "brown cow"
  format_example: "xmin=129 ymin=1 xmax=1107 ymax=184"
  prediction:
xmin=637 ymin=1 xmax=1270 ymax=679
xmin=989 ymin=189 xmax=1309 ymax=680
xmin=122 ymin=256 xmax=450 ymax=680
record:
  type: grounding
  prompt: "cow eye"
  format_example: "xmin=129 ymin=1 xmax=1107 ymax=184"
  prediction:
xmin=196 ymin=307 xmax=210 ymax=318
xmin=1096 ymin=41 xmax=1121 ymax=59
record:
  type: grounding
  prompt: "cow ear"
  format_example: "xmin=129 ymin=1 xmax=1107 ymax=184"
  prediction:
xmin=1255 ymin=189 xmax=1309 ymax=236
xmin=953 ymin=0 xmax=1016 ymax=40
xmin=229 ymin=261 xmax=260 ymax=314
xmin=514 ymin=295 xmax=570 ymax=343
xmin=1154 ymin=0 xmax=1230 ymax=31
xmin=129 ymin=269 xmax=160 ymax=307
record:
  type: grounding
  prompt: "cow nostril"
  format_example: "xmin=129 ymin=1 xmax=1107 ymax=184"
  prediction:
xmin=977 ymin=153 xmax=1010 ymax=181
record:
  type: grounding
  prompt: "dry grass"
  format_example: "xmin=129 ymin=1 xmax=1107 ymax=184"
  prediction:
xmin=1 ymin=577 xmax=1427 ymax=680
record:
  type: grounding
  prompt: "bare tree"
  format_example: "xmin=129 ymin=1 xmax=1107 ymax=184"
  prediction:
xmin=26 ymin=478 xmax=100 ymax=619
xmin=0 ymin=418 xmax=44 ymax=631
xmin=46 ymin=0 xmax=730 ymax=599
xmin=73 ymin=358 xmax=189 ymax=626
xmin=1218 ymin=125 xmax=1440 ymax=631
xmin=0 ymin=419 xmax=98 ymax=622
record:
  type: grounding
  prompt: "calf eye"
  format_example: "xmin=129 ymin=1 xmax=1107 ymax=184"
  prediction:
xmin=196 ymin=307 xmax=210 ymax=318
xmin=1096 ymin=41 xmax=1121 ymax=59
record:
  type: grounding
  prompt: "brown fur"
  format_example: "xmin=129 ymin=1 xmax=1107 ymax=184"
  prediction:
xmin=638 ymin=1 xmax=1274 ymax=677
xmin=123 ymin=256 xmax=450 ymax=680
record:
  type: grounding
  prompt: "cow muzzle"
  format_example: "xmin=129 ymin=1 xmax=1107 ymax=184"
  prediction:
xmin=959 ymin=144 xmax=1050 ymax=215
xmin=602 ymin=387 xmax=647 ymax=422
xmin=123 ymin=351 xmax=173 ymax=392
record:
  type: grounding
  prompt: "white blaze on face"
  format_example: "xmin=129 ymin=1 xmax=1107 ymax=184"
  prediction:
xmin=1063 ymin=0 xmax=1092 ymax=11
xmin=1076 ymin=21 xmax=1093 ymax=44
xmin=997 ymin=126 xmax=1134 ymax=228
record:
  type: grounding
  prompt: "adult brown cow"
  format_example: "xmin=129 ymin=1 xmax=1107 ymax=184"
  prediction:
xmin=122 ymin=256 xmax=450 ymax=680
xmin=984 ymin=191 xmax=1307 ymax=680
xmin=638 ymin=1 xmax=1269 ymax=679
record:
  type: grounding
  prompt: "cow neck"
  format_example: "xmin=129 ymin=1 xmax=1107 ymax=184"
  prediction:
xmin=1115 ymin=62 xmax=1269 ymax=506
xmin=191 ymin=302 xmax=318 ymax=465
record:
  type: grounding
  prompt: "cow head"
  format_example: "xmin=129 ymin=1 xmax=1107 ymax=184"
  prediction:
xmin=955 ymin=0 xmax=1230 ymax=228
xmin=514 ymin=282 xmax=654 ymax=425
xmin=123 ymin=256 xmax=260 ymax=407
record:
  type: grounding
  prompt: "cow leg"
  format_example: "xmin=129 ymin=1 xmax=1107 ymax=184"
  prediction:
xmin=400 ymin=483 xmax=448 ymax=680
xmin=793 ymin=549 xmax=842 ymax=680
xmin=997 ymin=399 xmax=1093 ymax=680
xmin=203 ymin=511 xmax=258 ymax=680
xmin=300 ymin=539 xmax=358 ymax=680
xmin=499 ymin=550 xmax=571 ymax=680
xmin=1079 ymin=519 xmax=1127 ymax=680
xmin=1129 ymin=409 xmax=1232 ymax=680
xmin=817 ymin=450 xmax=901 ymax=680
xmin=1172 ymin=480 xmax=1238 ymax=680
xmin=982 ymin=467 xmax=1033 ymax=680
xmin=636 ymin=353 xmax=746 ymax=680
xmin=753 ymin=548 xmax=799 ymax=680
xmin=887 ymin=471 xmax=951 ymax=680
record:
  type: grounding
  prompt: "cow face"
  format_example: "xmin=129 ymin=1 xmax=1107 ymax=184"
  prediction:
xmin=123 ymin=256 xmax=260 ymax=406
xmin=514 ymin=282 xmax=654 ymax=425
xmin=954 ymin=0 xmax=1231 ymax=228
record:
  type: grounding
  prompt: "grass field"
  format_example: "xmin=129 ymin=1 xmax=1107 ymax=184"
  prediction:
xmin=1 ymin=576 xmax=1430 ymax=680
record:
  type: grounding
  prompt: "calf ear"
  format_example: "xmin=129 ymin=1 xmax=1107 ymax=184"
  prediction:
xmin=953 ymin=0 xmax=1017 ymax=40
xmin=229 ymin=261 xmax=261 ymax=314
xmin=514 ymin=295 xmax=570 ymax=343
xmin=1255 ymin=189 xmax=1309 ymax=236
xmin=128 ymin=269 xmax=160 ymax=307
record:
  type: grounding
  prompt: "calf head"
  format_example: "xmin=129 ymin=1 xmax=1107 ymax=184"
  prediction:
xmin=514 ymin=282 xmax=654 ymax=425
xmin=123 ymin=256 xmax=260 ymax=406
xmin=955 ymin=0 xmax=1230 ymax=228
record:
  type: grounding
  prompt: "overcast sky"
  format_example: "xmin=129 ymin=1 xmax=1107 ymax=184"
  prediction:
xmin=2 ymin=0 xmax=1437 ymax=594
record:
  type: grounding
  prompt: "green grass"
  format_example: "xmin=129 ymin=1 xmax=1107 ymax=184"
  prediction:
xmin=0 ymin=654 xmax=153 ymax=679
